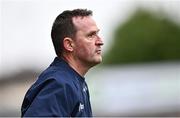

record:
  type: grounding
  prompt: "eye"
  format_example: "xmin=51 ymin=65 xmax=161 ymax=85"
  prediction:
xmin=87 ymin=31 xmax=99 ymax=39
xmin=88 ymin=32 xmax=96 ymax=37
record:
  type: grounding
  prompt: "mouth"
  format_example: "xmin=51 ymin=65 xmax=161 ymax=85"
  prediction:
xmin=96 ymin=49 xmax=102 ymax=54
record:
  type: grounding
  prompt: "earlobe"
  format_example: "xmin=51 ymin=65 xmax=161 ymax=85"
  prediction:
xmin=63 ymin=37 xmax=74 ymax=52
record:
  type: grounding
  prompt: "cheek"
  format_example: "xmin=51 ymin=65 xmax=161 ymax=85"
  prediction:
xmin=77 ymin=43 xmax=95 ymax=56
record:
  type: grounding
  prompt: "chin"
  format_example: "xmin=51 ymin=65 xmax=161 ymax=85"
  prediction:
xmin=94 ymin=57 xmax=102 ymax=64
xmin=88 ymin=56 xmax=102 ymax=66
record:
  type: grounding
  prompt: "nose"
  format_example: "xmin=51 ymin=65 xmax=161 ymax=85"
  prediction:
xmin=95 ymin=35 xmax=104 ymax=46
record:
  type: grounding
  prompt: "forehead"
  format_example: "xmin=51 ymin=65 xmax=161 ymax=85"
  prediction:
xmin=72 ymin=16 xmax=98 ymax=32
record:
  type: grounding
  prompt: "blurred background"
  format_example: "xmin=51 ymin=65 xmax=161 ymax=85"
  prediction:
xmin=0 ymin=0 xmax=180 ymax=116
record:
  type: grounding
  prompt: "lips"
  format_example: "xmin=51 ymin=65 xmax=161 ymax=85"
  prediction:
xmin=96 ymin=49 xmax=102 ymax=54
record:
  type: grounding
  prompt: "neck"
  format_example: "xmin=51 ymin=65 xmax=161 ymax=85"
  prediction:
xmin=61 ymin=55 xmax=89 ymax=77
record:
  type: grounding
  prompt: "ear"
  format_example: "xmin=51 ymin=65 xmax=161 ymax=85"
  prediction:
xmin=63 ymin=37 xmax=74 ymax=52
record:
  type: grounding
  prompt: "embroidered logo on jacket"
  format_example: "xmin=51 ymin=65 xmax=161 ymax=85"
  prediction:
xmin=79 ymin=103 xmax=84 ymax=112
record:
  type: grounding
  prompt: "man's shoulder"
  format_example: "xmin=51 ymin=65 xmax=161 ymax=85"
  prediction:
xmin=35 ymin=65 xmax=77 ymax=89
xmin=39 ymin=65 xmax=73 ymax=80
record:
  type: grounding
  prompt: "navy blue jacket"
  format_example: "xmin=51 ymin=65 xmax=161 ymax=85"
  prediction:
xmin=21 ymin=57 xmax=92 ymax=117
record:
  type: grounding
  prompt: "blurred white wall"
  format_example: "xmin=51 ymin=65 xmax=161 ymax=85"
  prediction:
xmin=86 ymin=62 xmax=180 ymax=116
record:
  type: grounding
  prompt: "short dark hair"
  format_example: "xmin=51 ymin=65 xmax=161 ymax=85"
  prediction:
xmin=51 ymin=9 xmax=93 ymax=57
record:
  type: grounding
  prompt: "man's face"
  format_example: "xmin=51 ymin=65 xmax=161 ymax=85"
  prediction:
xmin=72 ymin=16 xmax=104 ymax=67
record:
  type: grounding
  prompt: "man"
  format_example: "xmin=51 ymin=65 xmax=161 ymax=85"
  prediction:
xmin=21 ymin=9 xmax=104 ymax=117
